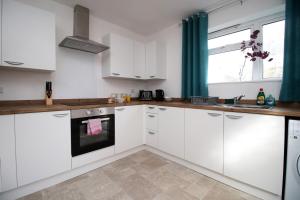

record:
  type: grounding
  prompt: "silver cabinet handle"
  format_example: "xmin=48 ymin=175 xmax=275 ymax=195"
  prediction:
xmin=53 ymin=113 xmax=69 ymax=118
xmin=135 ymin=76 xmax=141 ymax=78
xmin=148 ymin=131 xmax=155 ymax=135
xmin=4 ymin=61 xmax=24 ymax=66
xmin=150 ymin=76 xmax=155 ymax=78
xmin=297 ymin=154 xmax=300 ymax=177
xmin=148 ymin=106 xmax=155 ymax=109
xmin=225 ymin=115 xmax=243 ymax=120
xmin=148 ymin=115 xmax=155 ymax=118
xmin=158 ymin=107 xmax=167 ymax=111
xmin=208 ymin=113 xmax=222 ymax=117
xmin=115 ymin=108 xmax=125 ymax=111
xmin=112 ymin=73 xmax=120 ymax=76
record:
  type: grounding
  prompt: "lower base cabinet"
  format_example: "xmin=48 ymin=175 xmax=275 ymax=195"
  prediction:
xmin=15 ymin=111 xmax=72 ymax=186
xmin=224 ymin=112 xmax=284 ymax=195
xmin=158 ymin=107 xmax=184 ymax=159
xmin=0 ymin=115 xmax=17 ymax=192
xmin=185 ymin=109 xmax=224 ymax=173
xmin=115 ymin=106 xmax=143 ymax=154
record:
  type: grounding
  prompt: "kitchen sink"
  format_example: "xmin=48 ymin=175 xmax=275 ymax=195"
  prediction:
xmin=220 ymin=104 xmax=272 ymax=109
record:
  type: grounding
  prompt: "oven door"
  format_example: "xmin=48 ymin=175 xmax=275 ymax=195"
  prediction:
xmin=71 ymin=114 xmax=115 ymax=157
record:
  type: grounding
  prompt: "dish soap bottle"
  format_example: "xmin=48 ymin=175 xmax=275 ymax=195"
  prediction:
xmin=266 ymin=95 xmax=276 ymax=106
xmin=257 ymin=88 xmax=265 ymax=105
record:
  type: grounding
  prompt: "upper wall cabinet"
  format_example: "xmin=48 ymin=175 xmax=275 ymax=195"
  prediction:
xmin=102 ymin=33 xmax=134 ymax=78
xmin=102 ymin=33 xmax=166 ymax=80
xmin=146 ymin=41 xmax=166 ymax=80
xmin=133 ymin=41 xmax=146 ymax=79
xmin=1 ymin=0 xmax=56 ymax=71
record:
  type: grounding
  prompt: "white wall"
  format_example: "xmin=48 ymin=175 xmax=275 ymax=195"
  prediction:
xmin=0 ymin=0 xmax=147 ymax=100
xmin=0 ymin=0 xmax=286 ymax=100
xmin=146 ymin=0 xmax=285 ymax=99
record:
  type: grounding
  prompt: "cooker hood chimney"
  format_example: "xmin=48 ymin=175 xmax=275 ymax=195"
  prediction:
xmin=59 ymin=5 xmax=109 ymax=54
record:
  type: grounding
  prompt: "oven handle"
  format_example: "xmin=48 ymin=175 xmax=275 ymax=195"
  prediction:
xmin=81 ymin=117 xmax=110 ymax=124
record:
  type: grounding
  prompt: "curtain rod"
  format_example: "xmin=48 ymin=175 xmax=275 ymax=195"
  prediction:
xmin=207 ymin=0 xmax=244 ymax=14
xmin=181 ymin=0 xmax=245 ymax=22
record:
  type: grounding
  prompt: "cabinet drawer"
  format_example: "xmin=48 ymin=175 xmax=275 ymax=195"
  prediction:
xmin=145 ymin=130 xmax=158 ymax=148
xmin=145 ymin=105 xmax=158 ymax=114
xmin=146 ymin=113 xmax=158 ymax=131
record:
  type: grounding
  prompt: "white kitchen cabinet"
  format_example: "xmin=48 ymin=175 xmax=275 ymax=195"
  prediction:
xmin=133 ymin=41 xmax=146 ymax=79
xmin=158 ymin=107 xmax=184 ymax=158
xmin=102 ymin=33 xmax=134 ymax=78
xmin=146 ymin=113 xmax=158 ymax=131
xmin=115 ymin=106 xmax=143 ymax=154
xmin=224 ymin=112 xmax=284 ymax=195
xmin=185 ymin=109 xmax=223 ymax=174
xmin=145 ymin=105 xmax=158 ymax=114
xmin=15 ymin=111 xmax=71 ymax=186
xmin=145 ymin=111 xmax=159 ymax=148
xmin=0 ymin=115 xmax=17 ymax=193
xmin=146 ymin=41 xmax=166 ymax=80
xmin=1 ymin=0 xmax=56 ymax=70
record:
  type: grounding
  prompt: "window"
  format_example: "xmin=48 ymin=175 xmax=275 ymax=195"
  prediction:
xmin=263 ymin=20 xmax=285 ymax=79
xmin=207 ymin=14 xmax=285 ymax=84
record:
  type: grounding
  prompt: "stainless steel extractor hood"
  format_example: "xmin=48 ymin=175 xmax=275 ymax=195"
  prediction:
xmin=59 ymin=5 xmax=109 ymax=54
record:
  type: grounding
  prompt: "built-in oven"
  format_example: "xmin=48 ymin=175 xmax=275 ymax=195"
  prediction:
xmin=71 ymin=107 xmax=115 ymax=157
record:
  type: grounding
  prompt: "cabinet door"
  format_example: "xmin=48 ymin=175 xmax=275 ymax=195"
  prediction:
xmin=15 ymin=111 xmax=71 ymax=186
xmin=110 ymin=34 xmax=134 ymax=78
xmin=133 ymin=41 xmax=146 ymax=79
xmin=185 ymin=109 xmax=223 ymax=173
xmin=115 ymin=106 xmax=143 ymax=154
xmin=146 ymin=113 xmax=158 ymax=131
xmin=158 ymin=107 xmax=184 ymax=158
xmin=145 ymin=130 xmax=158 ymax=148
xmin=146 ymin=41 xmax=157 ymax=79
xmin=0 ymin=115 xmax=17 ymax=192
xmin=224 ymin=112 xmax=284 ymax=195
xmin=2 ymin=0 xmax=55 ymax=70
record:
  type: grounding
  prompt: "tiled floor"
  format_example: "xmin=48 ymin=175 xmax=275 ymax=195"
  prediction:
xmin=19 ymin=150 xmax=260 ymax=200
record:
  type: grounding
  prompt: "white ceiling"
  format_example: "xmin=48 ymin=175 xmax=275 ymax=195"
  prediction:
xmin=52 ymin=0 xmax=227 ymax=36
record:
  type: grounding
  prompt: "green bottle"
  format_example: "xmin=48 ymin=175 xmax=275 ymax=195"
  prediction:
xmin=257 ymin=88 xmax=265 ymax=105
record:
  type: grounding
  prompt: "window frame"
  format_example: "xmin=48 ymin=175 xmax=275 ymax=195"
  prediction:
xmin=208 ymin=13 xmax=285 ymax=84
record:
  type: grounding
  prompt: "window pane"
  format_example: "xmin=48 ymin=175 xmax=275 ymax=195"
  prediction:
xmin=208 ymin=50 xmax=253 ymax=83
xmin=208 ymin=29 xmax=251 ymax=49
xmin=263 ymin=20 xmax=285 ymax=79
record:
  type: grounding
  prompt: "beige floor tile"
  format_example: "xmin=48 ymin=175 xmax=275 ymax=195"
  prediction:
xmin=165 ymin=186 xmax=199 ymax=200
xmin=19 ymin=151 xmax=262 ymax=200
xmin=146 ymin=166 xmax=191 ymax=191
xmin=118 ymin=174 xmax=161 ymax=200
xmin=18 ymin=192 xmax=43 ymax=200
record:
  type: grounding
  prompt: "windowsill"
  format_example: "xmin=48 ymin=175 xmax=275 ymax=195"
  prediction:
xmin=208 ymin=79 xmax=282 ymax=85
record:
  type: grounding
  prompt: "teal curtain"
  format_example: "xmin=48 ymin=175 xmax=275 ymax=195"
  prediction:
xmin=279 ymin=0 xmax=300 ymax=102
xmin=182 ymin=12 xmax=208 ymax=99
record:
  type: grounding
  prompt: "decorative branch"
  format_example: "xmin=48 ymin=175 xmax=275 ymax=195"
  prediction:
xmin=239 ymin=30 xmax=273 ymax=81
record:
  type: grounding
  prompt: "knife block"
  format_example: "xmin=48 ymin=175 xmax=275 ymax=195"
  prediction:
xmin=45 ymin=81 xmax=53 ymax=106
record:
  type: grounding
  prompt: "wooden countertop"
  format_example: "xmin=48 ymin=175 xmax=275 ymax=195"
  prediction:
xmin=0 ymin=100 xmax=300 ymax=117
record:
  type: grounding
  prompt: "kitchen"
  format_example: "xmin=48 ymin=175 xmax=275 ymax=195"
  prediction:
xmin=0 ymin=0 xmax=299 ymax=200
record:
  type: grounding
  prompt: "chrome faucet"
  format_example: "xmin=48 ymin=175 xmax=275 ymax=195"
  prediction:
xmin=234 ymin=95 xmax=245 ymax=104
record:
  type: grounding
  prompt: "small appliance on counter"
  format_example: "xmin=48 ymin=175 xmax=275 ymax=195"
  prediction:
xmin=45 ymin=81 xmax=53 ymax=106
xmin=155 ymin=89 xmax=165 ymax=101
xmin=139 ymin=90 xmax=153 ymax=101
